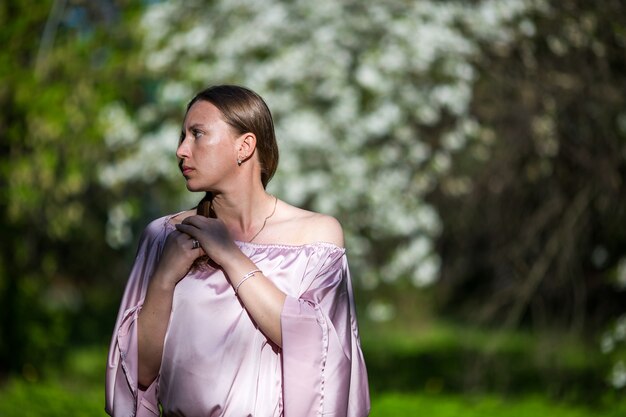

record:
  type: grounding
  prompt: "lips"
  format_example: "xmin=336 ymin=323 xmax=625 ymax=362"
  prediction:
xmin=181 ymin=166 xmax=194 ymax=176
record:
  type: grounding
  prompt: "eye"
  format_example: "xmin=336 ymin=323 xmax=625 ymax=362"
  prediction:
xmin=192 ymin=129 xmax=204 ymax=139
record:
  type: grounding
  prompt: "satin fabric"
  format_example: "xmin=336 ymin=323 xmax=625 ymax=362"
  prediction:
xmin=105 ymin=214 xmax=370 ymax=417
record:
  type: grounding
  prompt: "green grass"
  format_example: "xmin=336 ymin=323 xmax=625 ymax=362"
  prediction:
xmin=370 ymin=393 xmax=626 ymax=417
xmin=0 ymin=346 xmax=107 ymax=416
xmin=1 ymin=378 xmax=623 ymax=417
xmin=0 ymin=319 xmax=621 ymax=417
xmin=0 ymin=377 xmax=104 ymax=416
xmin=360 ymin=316 xmax=608 ymax=401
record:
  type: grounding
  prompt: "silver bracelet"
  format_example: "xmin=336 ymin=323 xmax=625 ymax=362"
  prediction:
xmin=234 ymin=269 xmax=261 ymax=295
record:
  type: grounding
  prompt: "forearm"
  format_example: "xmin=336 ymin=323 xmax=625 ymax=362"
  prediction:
xmin=222 ymin=251 xmax=286 ymax=347
xmin=137 ymin=273 xmax=175 ymax=388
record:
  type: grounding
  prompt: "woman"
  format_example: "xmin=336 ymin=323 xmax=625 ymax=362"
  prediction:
xmin=105 ymin=85 xmax=370 ymax=416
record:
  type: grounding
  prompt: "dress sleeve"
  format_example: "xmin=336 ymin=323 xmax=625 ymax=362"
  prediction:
xmin=281 ymin=250 xmax=370 ymax=417
xmin=105 ymin=219 xmax=167 ymax=417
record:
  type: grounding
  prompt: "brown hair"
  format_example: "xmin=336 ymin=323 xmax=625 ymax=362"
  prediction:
xmin=187 ymin=85 xmax=279 ymax=188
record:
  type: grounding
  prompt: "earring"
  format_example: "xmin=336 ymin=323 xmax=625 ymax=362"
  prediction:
xmin=237 ymin=158 xmax=242 ymax=166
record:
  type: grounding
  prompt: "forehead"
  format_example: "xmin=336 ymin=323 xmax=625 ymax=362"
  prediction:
xmin=183 ymin=100 xmax=226 ymax=126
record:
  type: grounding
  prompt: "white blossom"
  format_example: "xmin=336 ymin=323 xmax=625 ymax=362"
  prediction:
xmin=106 ymin=202 xmax=134 ymax=249
xmin=367 ymin=300 xmax=396 ymax=322
xmin=610 ymin=361 xmax=626 ymax=389
xmin=601 ymin=333 xmax=615 ymax=354
xmin=100 ymin=0 xmax=540 ymax=284
xmin=412 ymin=255 xmax=442 ymax=287
xmin=160 ymin=81 xmax=193 ymax=106
xmin=99 ymin=123 xmax=180 ymax=188
xmin=100 ymin=103 xmax=138 ymax=149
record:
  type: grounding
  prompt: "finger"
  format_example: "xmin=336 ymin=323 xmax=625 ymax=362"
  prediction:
xmin=175 ymin=223 xmax=200 ymax=238
xmin=181 ymin=215 xmax=214 ymax=228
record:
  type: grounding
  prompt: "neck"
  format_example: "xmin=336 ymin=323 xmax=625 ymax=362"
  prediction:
xmin=207 ymin=185 xmax=275 ymax=241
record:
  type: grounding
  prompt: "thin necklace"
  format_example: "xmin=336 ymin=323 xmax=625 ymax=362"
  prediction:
xmin=249 ymin=195 xmax=278 ymax=242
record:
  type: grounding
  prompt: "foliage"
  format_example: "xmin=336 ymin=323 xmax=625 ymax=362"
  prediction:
xmin=432 ymin=0 xmax=626 ymax=332
xmin=361 ymin=308 xmax=608 ymax=403
xmin=2 ymin=0 xmax=625 ymax=406
xmin=601 ymin=314 xmax=626 ymax=389
xmin=0 ymin=0 xmax=144 ymax=377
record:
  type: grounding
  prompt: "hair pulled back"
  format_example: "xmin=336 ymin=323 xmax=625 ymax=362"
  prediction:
xmin=187 ymin=85 xmax=279 ymax=188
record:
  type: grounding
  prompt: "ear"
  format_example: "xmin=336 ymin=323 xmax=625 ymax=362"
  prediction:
xmin=236 ymin=132 xmax=257 ymax=163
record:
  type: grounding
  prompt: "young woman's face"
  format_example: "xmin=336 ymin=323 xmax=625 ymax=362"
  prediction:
xmin=177 ymin=100 xmax=240 ymax=192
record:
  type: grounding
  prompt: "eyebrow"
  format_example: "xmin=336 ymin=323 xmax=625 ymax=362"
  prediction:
xmin=187 ymin=123 xmax=207 ymax=131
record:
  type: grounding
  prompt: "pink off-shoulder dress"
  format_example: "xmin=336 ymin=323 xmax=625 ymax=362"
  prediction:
xmin=105 ymin=214 xmax=370 ymax=417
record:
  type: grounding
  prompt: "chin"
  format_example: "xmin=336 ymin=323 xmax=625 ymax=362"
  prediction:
xmin=185 ymin=184 xmax=203 ymax=192
xmin=184 ymin=180 xmax=213 ymax=193
xmin=183 ymin=180 xmax=201 ymax=192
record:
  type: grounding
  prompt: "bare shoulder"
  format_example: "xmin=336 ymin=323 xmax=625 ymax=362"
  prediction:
xmin=274 ymin=200 xmax=345 ymax=248
xmin=302 ymin=211 xmax=344 ymax=248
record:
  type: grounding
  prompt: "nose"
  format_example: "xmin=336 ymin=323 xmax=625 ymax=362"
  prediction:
xmin=176 ymin=135 xmax=190 ymax=159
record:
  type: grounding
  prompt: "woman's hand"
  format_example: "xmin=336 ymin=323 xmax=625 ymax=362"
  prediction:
xmin=153 ymin=229 xmax=205 ymax=289
xmin=174 ymin=215 xmax=239 ymax=267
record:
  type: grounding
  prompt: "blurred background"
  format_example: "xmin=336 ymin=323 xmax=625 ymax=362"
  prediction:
xmin=1 ymin=0 xmax=626 ymax=415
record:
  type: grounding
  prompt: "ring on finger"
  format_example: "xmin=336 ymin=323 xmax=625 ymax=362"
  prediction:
xmin=191 ymin=239 xmax=200 ymax=249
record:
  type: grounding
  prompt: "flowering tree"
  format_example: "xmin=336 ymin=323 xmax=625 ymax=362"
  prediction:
xmin=100 ymin=0 xmax=542 ymax=293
